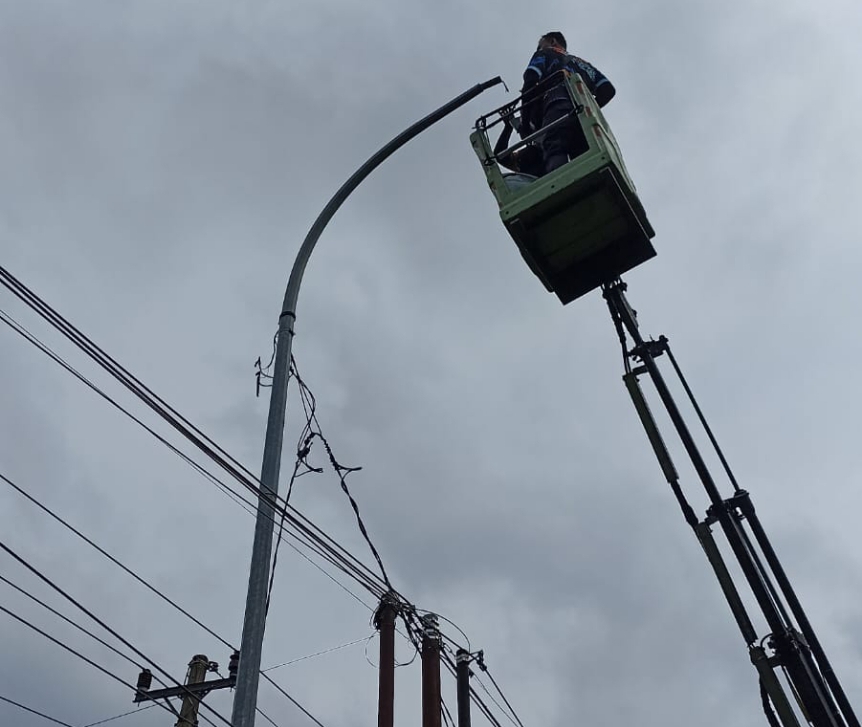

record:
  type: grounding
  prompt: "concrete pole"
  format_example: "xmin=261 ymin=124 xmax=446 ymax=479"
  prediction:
xmin=176 ymin=654 xmax=210 ymax=727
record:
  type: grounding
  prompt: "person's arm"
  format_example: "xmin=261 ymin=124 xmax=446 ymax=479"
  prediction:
xmin=493 ymin=118 xmax=514 ymax=157
xmin=570 ymin=56 xmax=616 ymax=108
xmin=519 ymin=51 xmax=545 ymax=137
xmin=594 ymin=79 xmax=616 ymax=108
xmin=494 ymin=118 xmax=524 ymax=172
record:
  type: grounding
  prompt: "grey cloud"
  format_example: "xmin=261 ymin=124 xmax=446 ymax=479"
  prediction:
xmin=2 ymin=1 xmax=862 ymax=727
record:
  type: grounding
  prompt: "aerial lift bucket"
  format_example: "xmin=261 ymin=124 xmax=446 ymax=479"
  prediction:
xmin=471 ymin=74 xmax=656 ymax=304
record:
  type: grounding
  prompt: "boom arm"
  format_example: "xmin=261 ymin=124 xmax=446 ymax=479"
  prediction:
xmin=603 ymin=278 xmax=858 ymax=727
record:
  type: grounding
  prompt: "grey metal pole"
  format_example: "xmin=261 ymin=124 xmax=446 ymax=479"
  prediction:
xmin=230 ymin=76 xmax=504 ymax=727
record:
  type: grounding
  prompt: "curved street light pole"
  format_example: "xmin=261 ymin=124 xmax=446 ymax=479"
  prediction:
xmin=232 ymin=76 xmax=504 ymax=727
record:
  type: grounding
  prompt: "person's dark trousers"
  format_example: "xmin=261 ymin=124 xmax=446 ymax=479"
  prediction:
xmin=541 ymin=98 xmax=588 ymax=174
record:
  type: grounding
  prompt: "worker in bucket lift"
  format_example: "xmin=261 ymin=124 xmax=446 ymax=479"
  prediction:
xmin=520 ymin=32 xmax=616 ymax=174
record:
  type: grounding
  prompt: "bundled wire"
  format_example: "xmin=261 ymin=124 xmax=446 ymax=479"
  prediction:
xmin=289 ymin=356 xmax=392 ymax=588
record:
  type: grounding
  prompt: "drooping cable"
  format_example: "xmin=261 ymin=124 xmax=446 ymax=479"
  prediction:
xmin=265 ymin=458 xmax=302 ymax=618
xmin=291 ymin=357 xmax=393 ymax=590
xmin=262 ymin=636 xmax=373 ymax=673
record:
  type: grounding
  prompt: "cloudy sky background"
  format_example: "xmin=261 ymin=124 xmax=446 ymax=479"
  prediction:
xmin=2 ymin=1 xmax=862 ymax=726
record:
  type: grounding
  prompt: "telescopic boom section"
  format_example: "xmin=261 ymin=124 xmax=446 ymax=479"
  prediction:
xmin=602 ymin=278 xmax=859 ymax=727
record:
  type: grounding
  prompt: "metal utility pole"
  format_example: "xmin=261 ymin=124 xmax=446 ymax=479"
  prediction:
xmin=176 ymin=655 xmax=210 ymax=727
xmin=421 ymin=614 xmax=442 ymax=727
xmin=230 ymin=75 xmax=504 ymax=727
xmin=375 ymin=595 xmax=398 ymax=727
xmin=455 ymin=649 xmax=472 ymax=727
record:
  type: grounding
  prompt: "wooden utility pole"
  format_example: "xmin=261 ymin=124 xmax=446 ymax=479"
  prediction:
xmin=375 ymin=596 xmax=398 ymax=727
xmin=421 ymin=614 xmax=442 ymax=727
xmin=176 ymin=654 xmax=211 ymax=727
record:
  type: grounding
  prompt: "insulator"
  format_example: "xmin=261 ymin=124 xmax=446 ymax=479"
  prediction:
xmin=136 ymin=669 xmax=152 ymax=692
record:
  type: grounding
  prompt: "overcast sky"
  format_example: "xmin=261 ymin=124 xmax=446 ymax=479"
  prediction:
xmin=2 ymin=1 xmax=862 ymax=726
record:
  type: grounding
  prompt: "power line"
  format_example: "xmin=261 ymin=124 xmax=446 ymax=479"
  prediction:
xmin=0 ymin=288 xmax=392 ymax=619
xmin=442 ymin=697 xmax=457 ymax=727
xmin=254 ymin=705 xmax=283 ymax=727
xmin=0 ymin=457 xmax=374 ymax=633
xmin=0 ymin=571 xmax=231 ymax=726
xmin=0 ymin=307 xmax=389 ymax=604
xmin=0 ymin=470 xmax=329 ymax=727
xmin=0 ymin=269 xmax=527 ymax=727
xmin=0 ymin=538 xmax=232 ymax=727
xmin=0 ymin=469 xmax=233 ymax=651
xmin=441 ymin=652 xmax=506 ymax=727
xmin=2 ymin=256 xmax=389 ymax=598
xmin=263 ymin=636 xmax=373 ymax=672
xmin=0 ymin=605 xmax=194 ymax=726
xmin=472 ymin=674 xmax=520 ymax=727
xmin=261 ymin=672 xmax=331 ymax=727
xmin=0 ymin=572 xmax=146 ymax=672
xmin=81 ymin=704 xmax=156 ymax=727
xmin=0 ymin=693 xmax=75 ymax=727
xmin=476 ymin=665 xmax=526 ymax=727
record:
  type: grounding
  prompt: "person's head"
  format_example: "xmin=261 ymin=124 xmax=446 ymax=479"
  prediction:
xmin=538 ymin=32 xmax=567 ymax=51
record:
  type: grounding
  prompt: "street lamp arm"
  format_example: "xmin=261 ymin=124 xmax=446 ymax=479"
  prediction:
xmin=280 ymin=75 xmax=504 ymax=318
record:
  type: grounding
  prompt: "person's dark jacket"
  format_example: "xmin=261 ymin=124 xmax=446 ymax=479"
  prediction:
xmin=519 ymin=48 xmax=615 ymax=136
